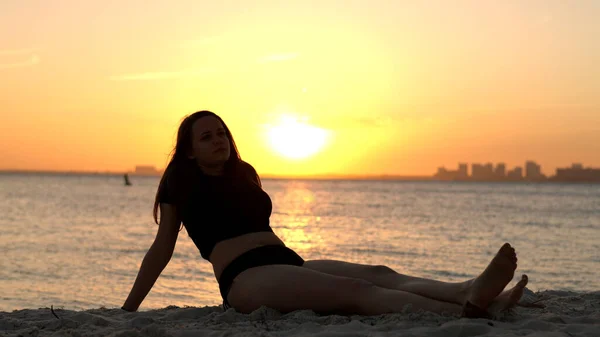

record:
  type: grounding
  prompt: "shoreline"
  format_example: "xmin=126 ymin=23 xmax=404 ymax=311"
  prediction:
xmin=1 ymin=289 xmax=598 ymax=337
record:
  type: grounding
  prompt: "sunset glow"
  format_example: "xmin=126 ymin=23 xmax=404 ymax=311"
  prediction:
xmin=1 ymin=1 xmax=598 ymax=177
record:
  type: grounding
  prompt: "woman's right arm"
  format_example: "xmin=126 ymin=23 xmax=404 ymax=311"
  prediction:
xmin=121 ymin=203 xmax=180 ymax=312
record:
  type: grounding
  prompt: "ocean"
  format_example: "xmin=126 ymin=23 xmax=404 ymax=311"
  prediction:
xmin=1 ymin=173 xmax=598 ymax=312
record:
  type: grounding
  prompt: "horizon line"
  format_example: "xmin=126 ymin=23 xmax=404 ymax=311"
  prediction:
xmin=2 ymin=168 xmax=598 ymax=183
xmin=0 ymin=168 xmax=434 ymax=180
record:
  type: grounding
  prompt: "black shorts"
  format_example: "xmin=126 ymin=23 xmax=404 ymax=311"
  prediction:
xmin=218 ymin=245 xmax=305 ymax=310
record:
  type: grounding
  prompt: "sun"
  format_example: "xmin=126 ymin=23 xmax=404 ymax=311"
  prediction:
xmin=267 ymin=116 xmax=329 ymax=160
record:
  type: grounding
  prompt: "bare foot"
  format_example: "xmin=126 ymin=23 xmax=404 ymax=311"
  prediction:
xmin=466 ymin=243 xmax=518 ymax=309
xmin=488 ymin=274 xmax=528 ymax=313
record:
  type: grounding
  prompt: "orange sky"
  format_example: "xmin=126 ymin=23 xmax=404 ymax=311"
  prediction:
xmin=1 ymin=1 xmax=599 ymax=177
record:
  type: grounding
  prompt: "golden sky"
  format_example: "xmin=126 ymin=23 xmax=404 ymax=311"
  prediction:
xmin=1 ymin=1 xmax=599 ymax=177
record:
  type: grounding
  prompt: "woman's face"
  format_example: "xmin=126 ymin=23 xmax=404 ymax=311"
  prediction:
xmin=189 ymin=116 xmax=231 ymax=167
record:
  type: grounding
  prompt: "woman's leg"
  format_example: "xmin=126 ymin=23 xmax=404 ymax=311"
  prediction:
xmin=304 ymin=259 xmax=472 ymax=304
xmin=227 ymin=263 xmax=464 ymax=316
xmin=303 ymin=243 xmax=519 ymax=306
xmin=226 ymin=243 xmax=516 ymax=316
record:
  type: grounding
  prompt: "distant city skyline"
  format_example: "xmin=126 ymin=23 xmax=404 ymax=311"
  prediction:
xmin=435 ymin=161 xmax=600 ymax=182
xmin=3 ymin=160 xmax=599 ymax=183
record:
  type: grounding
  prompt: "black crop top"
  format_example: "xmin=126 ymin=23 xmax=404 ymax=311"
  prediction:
xmin=158 ymin=167 xmax=274 ymax=260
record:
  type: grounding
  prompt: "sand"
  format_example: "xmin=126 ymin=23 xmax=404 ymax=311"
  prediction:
xmin=1 ymin=288 xmax=598 ymax=337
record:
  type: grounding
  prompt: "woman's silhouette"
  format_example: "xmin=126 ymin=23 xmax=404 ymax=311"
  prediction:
xmin=122 ymin=110 xmax=528 ymax=318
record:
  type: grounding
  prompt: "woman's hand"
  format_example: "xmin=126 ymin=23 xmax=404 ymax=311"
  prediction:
xmin=121 ymin=305 xmax=136 ymax=312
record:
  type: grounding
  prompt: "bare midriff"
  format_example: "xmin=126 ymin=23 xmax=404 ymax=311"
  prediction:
xmin=209 ymin=231 xmax=286 ymax=280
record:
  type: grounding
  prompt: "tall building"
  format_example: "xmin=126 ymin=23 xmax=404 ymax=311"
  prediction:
xmin=458 ymin=163 xmax=468 ymax=179
xmin=471 ymin=164 xmax=483 ymax=179
xmin=525 ymin=161 xmax=543 ymax=180
xmin=472 ymin=163 xmax=494 ymax=180
xmin=495 ymin=163 xmax=506 ymax=178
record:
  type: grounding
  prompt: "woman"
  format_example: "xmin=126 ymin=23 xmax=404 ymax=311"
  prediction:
xmin=122 ymin=110 xmax=528 ymax=318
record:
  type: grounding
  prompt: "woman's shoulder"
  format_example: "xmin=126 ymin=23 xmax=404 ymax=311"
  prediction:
xmin=239 ymin=161 xmax=258 ymax=175
xmin=239 ymin=161 xmax=261 ymax=185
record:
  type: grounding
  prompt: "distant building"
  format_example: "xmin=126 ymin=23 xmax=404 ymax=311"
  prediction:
xmin=134 ymin=165 xmax=161 ymax=176
xmin=507 ymin=167 xmax=523 ymax=180
xmin=457 ymin=163 xmax=469 ymax=179
xmin=434 ymin=163 xmax=469 ymax=181
xmin=471 ymin=164 xmax=483 ymax=179
xmin=525 ymin=161 xmax=545 ymax=180
xmin=433 ymin=161 xmax=599 ymax=183
xmin=435 ymin=166 xmax=458 ymax=180
xmin=495 ymin=163 xmax=506 ymax=178
xmin=554 ymin=164 xmax=600 ymax=182
xmin=435 ymin=167 xmax=449 ymax=180
xmin=472 ymin=163 xmax=494 ymax=180
xmin=572 ymin=163 xmax=584 ymax=170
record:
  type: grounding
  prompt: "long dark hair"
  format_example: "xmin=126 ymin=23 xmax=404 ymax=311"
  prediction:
xmin=153 ymin=110 xmax=260 ymax=225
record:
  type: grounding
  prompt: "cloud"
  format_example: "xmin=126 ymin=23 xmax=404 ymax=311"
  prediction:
xmin=0 ymin=55 xmax=40 ymax=70
xmin=0 ymin=47 xmax=41 ymax=70
xmin=258 ymin=52 xmax=299 ymax=63
xmin=109 ymin=67 xmax=216 ymax=81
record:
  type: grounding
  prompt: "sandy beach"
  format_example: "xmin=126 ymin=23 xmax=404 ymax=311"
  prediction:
xmin=1 ymin=288 xmax=598 ymax=337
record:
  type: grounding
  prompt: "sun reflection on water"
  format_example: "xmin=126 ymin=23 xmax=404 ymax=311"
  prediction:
xmin=269 ymin=181 xmax=326 ymax=256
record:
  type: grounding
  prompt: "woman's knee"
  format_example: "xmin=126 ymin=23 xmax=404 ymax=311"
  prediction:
xmin=334 ymin=278 xmax=379 ymax=313
xmin=369 ymin=264 xmax=396 ymax=275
